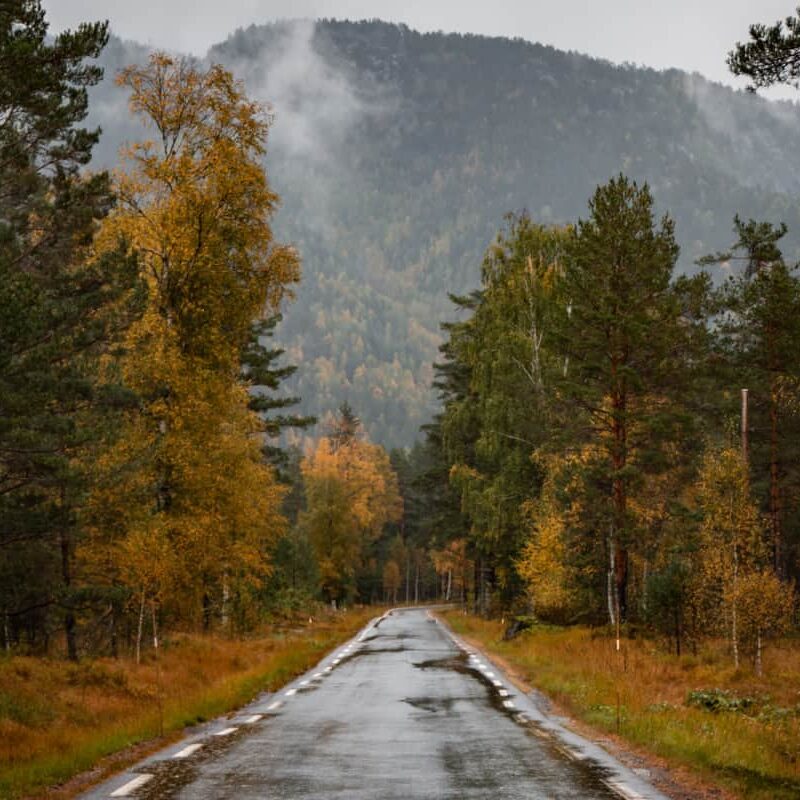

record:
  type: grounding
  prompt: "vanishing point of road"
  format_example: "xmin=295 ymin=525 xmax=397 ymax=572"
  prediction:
xmin=85 ymin=608 xmax=669 ymax=800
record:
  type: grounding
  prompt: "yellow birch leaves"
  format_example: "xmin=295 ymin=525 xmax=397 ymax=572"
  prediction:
xmin=301 ymin=433 xmax=402 ymax=603
xmin=83 ymin=55 xmax=299 ymax=627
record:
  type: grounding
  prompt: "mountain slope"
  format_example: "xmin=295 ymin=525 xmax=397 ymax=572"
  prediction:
xmin=88 ymin=20 xmax=800 ymax=447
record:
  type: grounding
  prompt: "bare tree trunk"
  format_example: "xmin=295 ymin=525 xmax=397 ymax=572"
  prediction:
xmin=136 ymin=588 xmax=146 ymax=665
xmin=59 ymin=520 xmax=78 ymax=661
xmin=151 ymin=602 xmax=164 ymax=737
xmin=641 ymin=561 xmax=649 ymax=616
xmin=473 ymin=558 xmax=480 ymax=615
xmin=109 ymin=603 xmax=118 ymax=659
xmin=415 ymin=561 xmax=420 ymax=604
xmin=405 ymin=557 xmax=410 ymax=604
xmin=221 ymin=574 xmax=230 ymax=630
xmin=611 ymin=372 xmax=629 ymax=623
xmin=755 ymin=629 xmax=763 ymax=677
xmin=607 ymin=536 xmax=616 ymax=628
xmin=769 ymin=379 xmax=783 ymax=577
xmin=202 ymin=589 xmax=212 ymax=632
xmin=445 ymin=569 xmax=452 ymax=602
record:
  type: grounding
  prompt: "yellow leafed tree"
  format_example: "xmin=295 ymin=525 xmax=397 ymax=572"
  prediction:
xmin=301 ymin=410 xmax=402 ymax=604
xmin=517 ymin=461 xmax=580 ymax=621
xmin=693 ymin=447 xmax=794 ymax=671
xmin=83 ymin=54 xmax=299 ymax=634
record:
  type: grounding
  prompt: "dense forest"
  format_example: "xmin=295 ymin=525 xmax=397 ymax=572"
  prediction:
xmin=85 ymin=19 xmax=800 ymax=448
xmin=4 ymin=0 xmax=800 ymax=678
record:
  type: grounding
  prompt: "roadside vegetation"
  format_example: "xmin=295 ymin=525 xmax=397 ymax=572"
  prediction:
xmin=445 ymin=612 xmax=800 ymax=800
xmin=0 ymin=607 xmax=376 ymax=800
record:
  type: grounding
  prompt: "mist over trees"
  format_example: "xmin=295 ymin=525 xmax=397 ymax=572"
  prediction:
xmin=84 ymin=19 xmax=800 ymax=448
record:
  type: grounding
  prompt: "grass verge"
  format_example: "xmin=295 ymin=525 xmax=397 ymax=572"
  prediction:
xmin=442 ymin=612 xmax=800 ymax=800
xmin=0 ymin=607 xmax=378 ymax=799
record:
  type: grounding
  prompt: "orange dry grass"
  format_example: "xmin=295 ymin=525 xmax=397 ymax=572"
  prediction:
xmin=443 ymin=613 xmax=800 ymax=800
xmin=0 ymin=608 xmax=378 ymax=799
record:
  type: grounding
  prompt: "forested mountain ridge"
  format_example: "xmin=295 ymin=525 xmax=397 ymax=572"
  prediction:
xmin=87 ymin=20 xmax=800 ymax=447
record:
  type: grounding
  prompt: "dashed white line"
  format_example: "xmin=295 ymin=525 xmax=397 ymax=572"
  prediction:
xmin=502 ymin=700 xmax=515 ymax=709
xmin=266 ymin=700 xmax=282 ymax=711
xmin=242 ymin=714 xmax=262 ymax=724
xmin=492 ymin=680 xmax=502 ymax=687
xmin=214 ymin=727 xmax=238 ymax=736
xmin=110 ymin=774 xmax=153 ymax=796
xmin=498 ymin=689 xmax=509 ymax=697
xmin=173 ymin=743 xmax=203 ymax=759
xmin=284 ymin=688 xmax=297 ymax=697
xmin=484 ymin=671 xmax=496 ymax=678
xmin=313 ymin=672 xmax=324 ymax=678
xmin=300 ymin=680 xmax=310 ymax=686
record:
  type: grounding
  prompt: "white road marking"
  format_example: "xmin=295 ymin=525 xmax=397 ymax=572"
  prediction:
xmin=242 ymin=714 xmax=262 ymax=724
xmin=110 ymin=774 xmax=153 ymax=796
xmin=498 ymin=689 xmax=509 ymax=697
xmin=214 ymin=727 xmax=238 ymax=736
xmin=267 ymin=700 xmax=282 ymax=711
xmin=313 ymin=672 xmax=324 ymax=678
xmin=484 ymin=671 xmax=496 ymax=678
xmin=173 ymin=743 xmax=203 ymax=759
xmin=604 ymin=780 xmax=646 ymax=800
xmin=300 ymin=680 xmax=310 ymax=686
xmin=284 ymin=688 xmax=297 ymax=697
xmin=503 ymin=700 xmax=515 ymax=709
xmin=492 ymin=680 xmax=503 ymax=687
xmin=325 ymin=666 xmax=333 ymax=672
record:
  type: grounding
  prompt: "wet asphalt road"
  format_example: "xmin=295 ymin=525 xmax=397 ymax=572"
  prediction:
xmin=89 ymin=608 xmax=668 ymax=800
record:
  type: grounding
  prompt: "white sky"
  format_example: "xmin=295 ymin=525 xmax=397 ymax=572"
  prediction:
xmin=42 ymin=0 xmax=795 ymax=99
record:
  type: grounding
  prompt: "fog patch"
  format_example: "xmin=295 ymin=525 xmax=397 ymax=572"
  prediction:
xmin=209 ymin=20 xmax=390 ymax=234
xmin=682 ymin=72 xmax=800 ymax=196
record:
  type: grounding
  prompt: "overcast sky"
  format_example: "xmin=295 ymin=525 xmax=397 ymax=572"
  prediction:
xmin=43 ymin=1 xmax=794 ymax=99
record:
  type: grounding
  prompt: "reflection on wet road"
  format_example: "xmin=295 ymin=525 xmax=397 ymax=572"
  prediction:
xmin=89 ymin=609 xmax=667 ymax=799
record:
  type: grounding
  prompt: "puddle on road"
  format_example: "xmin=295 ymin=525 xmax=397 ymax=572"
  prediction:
xmin=334 ymin=645 xmax=407 ymax=667
xmin=413 ymin=653 xmax=523 ymax=719
xmin=412 ymin=651 xmax=619 ymax=799
xmin=402 ymin=695 xmax=472 ymax=713
xmin=360 ymin=631 xmax=420 ymax=643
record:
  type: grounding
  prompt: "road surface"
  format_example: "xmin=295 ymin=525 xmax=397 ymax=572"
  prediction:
xmin=86 ymin=608 xmax=669 ymax=800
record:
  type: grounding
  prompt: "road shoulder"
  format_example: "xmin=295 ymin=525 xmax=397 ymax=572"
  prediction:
xmin=437 ymin=616 xmax=736 ymax=800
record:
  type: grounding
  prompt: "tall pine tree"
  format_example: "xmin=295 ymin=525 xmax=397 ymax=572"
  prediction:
xmin=0 ymin=1 xmax=139 ymax=657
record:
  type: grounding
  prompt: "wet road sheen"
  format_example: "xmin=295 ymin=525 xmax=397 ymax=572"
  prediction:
xmin=134 ymin=609 xmax=633 ymax=799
